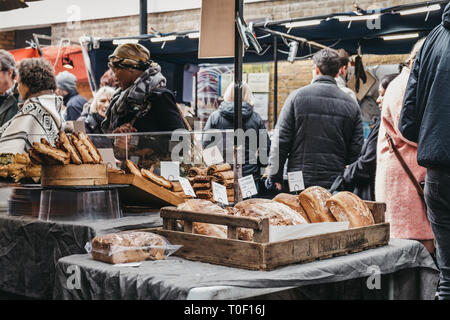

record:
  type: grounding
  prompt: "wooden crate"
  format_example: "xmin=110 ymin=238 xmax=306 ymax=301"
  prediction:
xmin=108 ymin=172 xmax=185 ymax=207
xmin=151 ymin=201 xmax=389 ymax=270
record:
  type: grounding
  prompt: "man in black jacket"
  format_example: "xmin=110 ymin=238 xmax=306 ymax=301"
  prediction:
xmin=267 ymin=48 xmax=363 ymax=190
xmin=399 ymin=3 xmax=450 ymax=300
xmin=0 ymin=50 xmax=19 ymax=127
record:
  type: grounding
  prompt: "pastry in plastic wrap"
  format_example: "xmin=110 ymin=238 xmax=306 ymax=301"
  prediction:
xmin=90 ymin=231 xmax=179 ymax=264
xmin=273 ymin=193 xmax=310 ymax=223
xmin=177 ymin=199 xmax=228 ymax=238
xmin=233 ymin=198 xmax=309 ymax=241
xmin=298 ymin=186 xmax=336 ymax=223
xmin=326 ymin=191 xmax=375 ymax=228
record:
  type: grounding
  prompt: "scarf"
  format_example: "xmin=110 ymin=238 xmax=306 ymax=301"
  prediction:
xmin=101 ymin=63 xmax=166 ymax=133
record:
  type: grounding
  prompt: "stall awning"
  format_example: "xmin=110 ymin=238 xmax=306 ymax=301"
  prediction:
xmin=84 ymin=0 xmax=449 ymax=88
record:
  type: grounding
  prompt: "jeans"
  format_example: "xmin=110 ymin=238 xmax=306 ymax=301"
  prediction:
xmin=424 ymin=168 xmax=450 ymax=300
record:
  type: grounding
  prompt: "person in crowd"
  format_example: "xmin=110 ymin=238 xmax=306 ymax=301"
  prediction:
xmin=0 ymin=58 xmax=63 ymax=153
xmin=55 ymin=70 xmax=87 ymax=121
xmin=0 ymin=50 xmax=20 ymax=127
xmin=266 ymin=48 xmax=363 ymax=191
xmin=80 ymin=86 xmax=115 ymax=134
xmin=203 ymin=81 xmax=270 ymax=189
xmin=101 ymin=43 xmax=186 ymax=134
xmin=78 ymin=68 xmax=119 ymax=120
xmin=335 ymin=49 xmax=358 ymax=102
xmin=399 ymin=3 xmax=450 ymax=300
xmin=375 ymin=38 xmax=434 ymax=254
xmin=343 ymin=73 xmax=398 ymax=201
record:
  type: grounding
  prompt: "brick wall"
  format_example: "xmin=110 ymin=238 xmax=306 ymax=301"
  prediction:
xmin=0 ymin=31 xmax=15 ymax=50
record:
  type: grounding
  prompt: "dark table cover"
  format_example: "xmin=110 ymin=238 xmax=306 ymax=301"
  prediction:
xmin=0 ymin=211 xmax=162 ymax=299
xmin=53 ymin=238 xmax=439 ymax=300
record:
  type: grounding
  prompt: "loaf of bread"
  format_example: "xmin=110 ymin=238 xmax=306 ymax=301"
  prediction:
xmin=233 ymin=198 xmax=308 ymax=241
xmin=177 ymin=199 xmax=228 ymax=238
xmin=125 ymin=159 xmax=142 ymax=176
xmin=326 ymin=191 xmax=375 ymax=228
xmin=273 ymin=193 xmax=310 ymax=223
xmin=91 ymin=231 xmax=167 ymax=264
xmin=192 ymin=182 xmax=211 ymax=190
xmin=141 ymin=168 xmax=173 ymax=190
xmin=298 ymin=186 xmax=336 ymax=223
xmin=193 ymin=175 xmax=212 ymax=183
xmin=207 ymin=163 xmax=232 ymax=175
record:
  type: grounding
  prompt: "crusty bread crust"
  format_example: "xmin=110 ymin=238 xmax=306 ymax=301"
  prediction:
xmin=298 ymin=186 xmax=336 ymax=223
xmin=273 ymin=193 xmax=310 ymax=223
xmin=326 ymin=191 xmax=375 ymax=228
xmin=141 ymin=168 xmax=173 ymax=189
xmin=125 ymin=160 xmax=142 ymax=176
xmin=32 ymin=142 xmax=70 ymax=165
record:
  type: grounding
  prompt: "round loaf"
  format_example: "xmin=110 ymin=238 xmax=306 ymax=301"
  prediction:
xmin=325 ymin=191 xmax=375 ymax=228
xmin=298 ymin=186 xmax=336 ymax=223
xmin=273 ymin=193 xmax=310 ymax=223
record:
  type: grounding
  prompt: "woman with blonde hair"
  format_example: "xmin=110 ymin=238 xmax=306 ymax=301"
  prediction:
xmin=375 ymin=38 xmax=434 ymax=254
xmin=81 ymin=86 xmax=115 ymax=134
xmin=203 ymin=81 xmax=270 ymax=188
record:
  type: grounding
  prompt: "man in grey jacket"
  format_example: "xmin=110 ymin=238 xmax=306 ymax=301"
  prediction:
xmin=0 ymin=50 xmax=19 ymax=127
xmin=267 ymin=48 xmax=363 ymax=191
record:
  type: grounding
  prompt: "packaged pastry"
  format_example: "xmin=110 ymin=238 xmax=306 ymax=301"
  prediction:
xmin=89 ymin=231 xmax=181 ymax=264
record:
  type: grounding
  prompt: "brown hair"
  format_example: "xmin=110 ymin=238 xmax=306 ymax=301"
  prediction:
xmin=18 ymin=58 xmax=56 ymax=95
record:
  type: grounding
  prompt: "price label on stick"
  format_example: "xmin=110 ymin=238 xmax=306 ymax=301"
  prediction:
xmin=178 ymin=177 xmax=196 ymax=198
xmin=212 ymin=181 xmax=229 ymax=205
xmin=238 ymin=175 xmax=258 ymax=199
xmin=202 ymin=146 xmax=224 ymax=167
xmin=160 ymin=161 xmax=180 ymax=181
xmin=288 ymin=171 xmax=305 ymax=192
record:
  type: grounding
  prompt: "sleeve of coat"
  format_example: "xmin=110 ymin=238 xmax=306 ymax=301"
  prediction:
xmin=343 ymin=121 xmax=378 ymax=186
xmin=348 ymin=109 xmax=364 ymax=164
xmin=268 ymin=91 xmax=296 ymax=183
xmin=399 ymin=52 xmax=421 ymax=143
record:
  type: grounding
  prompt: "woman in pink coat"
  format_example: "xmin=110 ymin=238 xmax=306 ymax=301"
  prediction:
xmin=375 ymin=39 xmax=434 ymax=254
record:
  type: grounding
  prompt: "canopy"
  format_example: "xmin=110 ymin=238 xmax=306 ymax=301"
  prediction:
xmin=9 ymin=45 xmax=89 ymax=82
xmin=0 ymin=0 xmax=41 ymax=12
xmin=83 ymin=0 xmax=449 ymax=89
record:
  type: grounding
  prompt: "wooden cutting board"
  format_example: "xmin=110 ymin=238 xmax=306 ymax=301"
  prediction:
xmin=108 ymin=172 xmax=185 ymax=207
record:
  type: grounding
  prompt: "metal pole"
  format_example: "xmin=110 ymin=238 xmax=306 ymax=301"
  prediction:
xmin=273 ymin=35 xmax=278 ymax=128
xmin=194 ymin=72 xmax=198 ymax=118
xmin=234 ymin=0 xmax=243 ymax=203
xmin=140 ymin=0 xmax=148 ymax=35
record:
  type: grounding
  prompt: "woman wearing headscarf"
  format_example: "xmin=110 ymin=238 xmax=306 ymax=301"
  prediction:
xmin=0 ymin=58 xmax=63 ymax=154
xmin=375 ymin=39 xmax=434 ymax=254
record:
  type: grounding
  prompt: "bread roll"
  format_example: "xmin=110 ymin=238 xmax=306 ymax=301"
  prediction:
xmin=298 ymin=186 xmax=336 ymax=223
xmin=207 ymin=163 xmax=232 ymax=175
xmin=91 ymin=231 xmax=167 ymax=264
xmin=273 ymin=193 xmax=310 ymax=223
xmin=233 ymin=198 xmax=308 ymax=241
xmin=326 ymin=191 xmax=375 ymax=228
xmin=177 ymin=199 xmax=228 ymax=238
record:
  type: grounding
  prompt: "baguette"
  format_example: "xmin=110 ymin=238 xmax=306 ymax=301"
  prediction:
xmin=70 ymin=134 xmax=95 ymax=164
xmin=125 ymin=160 xmax=142 ymax=176
xmin=141 ymin=168 xmax=173 ymax=189
xmin=77 ymin=132 xmax=102 ymax=164
xmin=57 ymin=131 xmax=82 ymax=164
xmin=32 ymin=142 xmax=70 ymax=165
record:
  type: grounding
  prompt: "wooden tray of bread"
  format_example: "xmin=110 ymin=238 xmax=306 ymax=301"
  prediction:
xmin=145 ymin=188 xmax=389 ymax=271
xmin=108 ymin=160 xmax=186 ymax=207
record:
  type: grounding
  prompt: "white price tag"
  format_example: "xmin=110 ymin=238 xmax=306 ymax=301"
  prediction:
xmin=160 ymin=161 xmax=180 ymax=181
xmin=178 ymin=177 xmax=196 ymax=198
xmin=73 ymin=120 xmax=86 ymax=134
xmin=202 ymin=146 xmax=224 ymax=166
xmin=288 ymin=171 xmax=305 ymax=192
xmin=212 ymin=181 xmax=229 ymax=205
xmin=238 ymin=175 xmax=258 ymax=199
xmin=98 ymin=148 xmax=117 ymax=169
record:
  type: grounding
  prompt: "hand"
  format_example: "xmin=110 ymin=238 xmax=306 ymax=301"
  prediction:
xmin=112 ymin=123 xmax=137 ymax=134
xmin=275 ymin=182 xmax=282 ymax=191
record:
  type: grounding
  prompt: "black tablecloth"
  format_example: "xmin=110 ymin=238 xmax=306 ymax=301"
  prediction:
xmin=53 ymin=238 xmax=439 ymax=300
xmin=0 ymin=212 xmax=162 ymax=299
